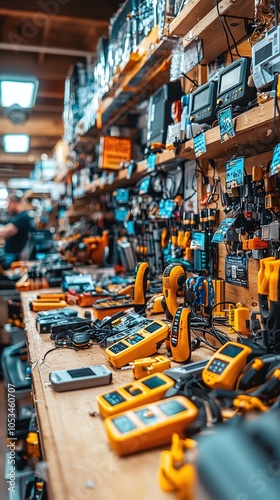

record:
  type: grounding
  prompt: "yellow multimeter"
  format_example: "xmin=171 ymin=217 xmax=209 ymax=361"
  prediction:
xmin=202 ymin=341 xmax=253 ymax=390
xmin=170 ymin=306 xmax=192 ymax=363
xmin=104 ymin=396 xmax=198 ymax=456
xmin=97 ymin=372 xmax=175 ymax=418
xmin=105 ymin=319 xmax=169 ymax=368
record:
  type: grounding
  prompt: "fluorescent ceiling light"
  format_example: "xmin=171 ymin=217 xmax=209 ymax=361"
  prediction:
xmin=0 ymin=76 xmax=39 ymax=108
xmin=2 ymin=134 xmax=30 ymax=153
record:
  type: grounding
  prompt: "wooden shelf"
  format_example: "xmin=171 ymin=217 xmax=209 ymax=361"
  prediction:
xmin=169 ymin=0 xmax=215 ymax=37
xmin=183 ymin=99 xmax=278 ymax=160
xmin=182 ymin=0 xmax=254 ymax=65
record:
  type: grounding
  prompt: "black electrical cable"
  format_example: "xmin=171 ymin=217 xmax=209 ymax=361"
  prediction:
xmin=216 ymin=0 xmax=233 ymax=62
xmin=224 ymin=16 xmax=242 ymax=58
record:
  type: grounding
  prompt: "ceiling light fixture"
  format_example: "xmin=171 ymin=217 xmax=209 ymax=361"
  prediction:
xmin=2 ymin=134 xmax=30 ymax=153
xmin=0 ymin=75 xmax=39 ymax=124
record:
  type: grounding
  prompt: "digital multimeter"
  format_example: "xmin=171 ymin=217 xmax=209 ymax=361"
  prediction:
xmin=49 ymin=364 xmax=112 ymax=392
xmin=105 ymin=320 xmax=169 ymax=368
xmin=170 ymin=306 xmax=191 ymax=363
xmin=202 ymin=341 xmax=253 ymax=390
xmin=104 ymin=396 xmax=198 ymax=455
xmin=97 ymin=372 xmax=175 ymax=418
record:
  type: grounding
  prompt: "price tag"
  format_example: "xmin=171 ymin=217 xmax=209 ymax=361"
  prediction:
xmin=225 ymin=157 xmax=244 ymax=189
xmin=193 ymin=133 xmax=206 ymax=157
xmin=270 ymin=143 xmax=280 ymax=176
xmin=218 ymin=106 xmax=235 ymax=143
xmin=147 ymin=154 xmax=157 ymax=171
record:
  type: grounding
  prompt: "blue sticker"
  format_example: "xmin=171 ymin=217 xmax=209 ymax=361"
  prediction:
xmin=139 ymin=178 xmax=150 ymax=195
xmin=218 ymin=106 xmax=235 ymax=143
xmin=212 ymin=217 xmax=237 ymax=243
xmin=270 ymin=143 xmax=280 ymax=176
xmin=193 ymin=133 xmax=206 ymax=157
xmin=225 ymin=157 xmax=244 ymax=189
xmin=191 ymin=231 xmax=206 ymax=250
xmin=147 ymin=154 xmax=157 ymax=171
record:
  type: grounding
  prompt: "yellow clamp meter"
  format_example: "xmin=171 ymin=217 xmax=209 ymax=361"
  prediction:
xmin=105 ymin=319 xmax=169 ymax=368
xmin=202 ymin=341 xmax=253 ymax=390
xmin=104 ymin=396 xmax=198 ymax=456
xmin=97 ymin=372 xmax=174 ymax=418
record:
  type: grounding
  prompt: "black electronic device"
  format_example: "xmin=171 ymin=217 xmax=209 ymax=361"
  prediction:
xmin=147 ymin=80 xmax=183 ymax=148
xmin=190 ymin=80 xmax=218 ymax=125
xmin=216 ymin=57 xmax=257 ymax=111
xmin=36 ymin=309 xmax=79 ymax=334
xmin=50 ymin=317 xmax=91 ymax=340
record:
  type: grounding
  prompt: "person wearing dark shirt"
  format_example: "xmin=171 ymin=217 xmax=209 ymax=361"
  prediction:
xmin=0 ymin=195 xmax=33 ymax=268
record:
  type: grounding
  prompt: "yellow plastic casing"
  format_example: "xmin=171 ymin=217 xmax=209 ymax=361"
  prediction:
xmin=170 ymin=306 xmax=191 ymax=363
xmin=105 ymin=320 xmax=169 ymax=368
xmin=162 ymin=264 xmax=186 ymax=318
xmin=30 ymin=300 xmax=67 ymax=312
xmin=131 ymin=261 xmax=149 ymax=309
xmin=202 ymin=341 xmax=252 ymax=390
xmin=130 ymin=355 xmax=171 ymax=380
xmin=97 ymin=372 xmax=174 ymax=418
xmin=104 ymin=396 xmax=198 ymax=456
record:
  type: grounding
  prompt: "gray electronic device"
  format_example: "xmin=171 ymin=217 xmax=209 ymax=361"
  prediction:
xmin=163 ymin=359 xmax=209 ymax=381
xmin=252 ymin=26 xmax=280 ymax=89
xmin=49 ymin=364 xmax=113 ymax=392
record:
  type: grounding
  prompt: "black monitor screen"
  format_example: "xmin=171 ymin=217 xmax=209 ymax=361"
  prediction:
xmin=220 ymin=344 xmax=243 ymax=358
xmin=67 ymin=367 xmax=94 ymax=378
xmin=254 ymin=42 xmax=273 ymax=66
xmin=193 ymin=87 xmax=210 ymax=111
xmin=219 ymin=65 xmax=241 ymax=94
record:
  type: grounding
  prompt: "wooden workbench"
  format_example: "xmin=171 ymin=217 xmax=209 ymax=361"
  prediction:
xmin=22 ymin=289 xmax=214 ymax=500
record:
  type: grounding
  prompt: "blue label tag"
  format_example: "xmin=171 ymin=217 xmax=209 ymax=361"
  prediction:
xmin=193 ymin=133 xmax=206 ymax=157
xmin=147 ymin=154 xmax=157 ymax=171
xmin=270 ymin=143 xmax=280 ymax=176
xmin=226 ymin=157 xmax=244 ymax=189
xmin=218 ymin=106 xmax=235 ymax=143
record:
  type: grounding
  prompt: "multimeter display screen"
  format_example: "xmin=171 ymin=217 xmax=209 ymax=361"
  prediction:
xmin=142 ymin=375 xmax=167 ymax=389
xmin=219 ymin=65 xmax=241 ymax=93
xmin=159 ymin=400 xmax=186 ymax=416
xmin=193 ymin=87 xmax=209 ymax=110
xmin=145 ymin=322 xmax=160 ymax=333
xmin=67 ymin=368 xmax=94 ymax=378
xmin=113 ymin=416 xmax=137 ymax=434
xmin=220 ymin=344 xmax=244 ymax=358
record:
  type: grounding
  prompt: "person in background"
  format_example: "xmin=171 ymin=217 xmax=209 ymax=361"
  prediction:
xmin=0 ymin=194 xmax=33 ymax=268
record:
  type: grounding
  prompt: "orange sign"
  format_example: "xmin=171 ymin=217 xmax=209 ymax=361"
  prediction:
xmin=99 ymin=136 xmax=132 ymax=170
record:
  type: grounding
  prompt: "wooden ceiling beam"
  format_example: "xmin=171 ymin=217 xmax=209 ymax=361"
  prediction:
xmin=0 ymin=7 xmax=109 ymax=28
